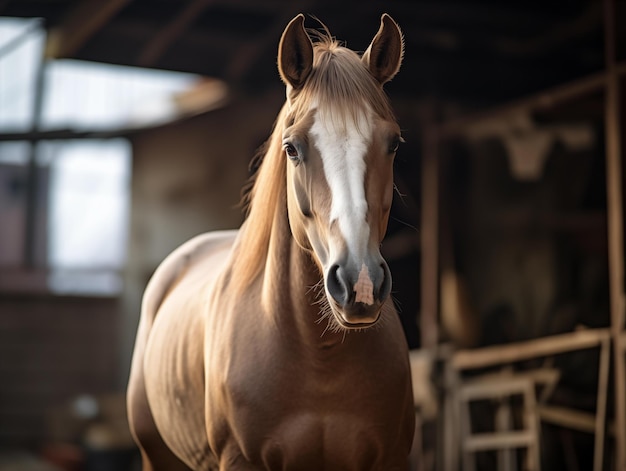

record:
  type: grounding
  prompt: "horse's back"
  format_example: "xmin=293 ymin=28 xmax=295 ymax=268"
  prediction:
xmin=128 ymin=230 xmax=237 ymax=470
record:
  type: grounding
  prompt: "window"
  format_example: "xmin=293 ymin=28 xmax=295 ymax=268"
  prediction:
xmin=0 ymin=17 xmax=201 ymax=295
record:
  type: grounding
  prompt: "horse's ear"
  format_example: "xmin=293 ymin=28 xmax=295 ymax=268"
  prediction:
xmin=362 ymin=14 xmax=404 ymax=85
xmin=278 ymin=14 xmax=313 ymax=90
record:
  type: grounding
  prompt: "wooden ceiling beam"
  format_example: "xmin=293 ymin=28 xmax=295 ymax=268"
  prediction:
xmin=138 ymin=0 xmax=217 ymax=68
xmin=45 ymin=0 xmax=132 ymax=59
xmin=437 ymin=61 xmax=626 ymax=138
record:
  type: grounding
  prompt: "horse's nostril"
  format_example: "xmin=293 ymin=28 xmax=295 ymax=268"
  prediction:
xmin=326 ymin=264 xmax=348 ymax=305
xmin=377 ymin=262 xmax=392 ymax=302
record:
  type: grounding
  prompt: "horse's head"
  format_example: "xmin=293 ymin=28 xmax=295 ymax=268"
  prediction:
xmin=277 ymin=14 xmax=403 ymax=329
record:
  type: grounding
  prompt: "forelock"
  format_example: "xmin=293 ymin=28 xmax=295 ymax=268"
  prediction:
xmin=288 ymin=36 xmax=396 ymax=134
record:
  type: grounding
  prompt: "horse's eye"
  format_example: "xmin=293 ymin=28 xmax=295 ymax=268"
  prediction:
xmin=389 ymin=136 xmax=402 ymax=154
xmin=284 ymin=143 xmax=300 ymax=163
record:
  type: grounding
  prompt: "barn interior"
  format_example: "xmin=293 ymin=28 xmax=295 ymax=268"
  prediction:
xmin=0 ymin=0 xmax=625 ymax=470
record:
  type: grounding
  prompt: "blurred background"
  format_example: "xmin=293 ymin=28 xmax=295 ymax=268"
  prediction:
xmin=0 ymin=0 xmax=625 ymax=470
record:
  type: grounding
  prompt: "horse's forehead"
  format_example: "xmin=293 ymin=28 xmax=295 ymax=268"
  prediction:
xmin=309 ymin=101 xmax=374 ymax=140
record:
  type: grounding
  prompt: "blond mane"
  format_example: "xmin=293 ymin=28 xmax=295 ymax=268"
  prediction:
xmin=231 ymin=31 xmax=397 ymax=294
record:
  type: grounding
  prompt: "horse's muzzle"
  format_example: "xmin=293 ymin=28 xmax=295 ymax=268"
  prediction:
xmin=325 ymin=259 xmax=392 ymax=327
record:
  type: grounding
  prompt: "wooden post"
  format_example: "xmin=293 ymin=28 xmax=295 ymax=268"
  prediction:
xmin=594 ymin=338 xmax=610 ymax=471
xmin=420 ymin=127 xmax=439 ymax=350
xmin=23 ymin=32 xmax=47 ymax=268
xmin=603 ymin=0 xmax=626 ymax=468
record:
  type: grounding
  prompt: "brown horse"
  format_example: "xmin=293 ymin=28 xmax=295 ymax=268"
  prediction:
xmin=127 ymin=14 xmax=414 ymax=470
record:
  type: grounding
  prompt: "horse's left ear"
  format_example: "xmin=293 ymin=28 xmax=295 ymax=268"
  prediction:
xmin=362 ymin=14 xmax=404 ymax=85
xmin=278 ymin=14 xmax=314 ymax=90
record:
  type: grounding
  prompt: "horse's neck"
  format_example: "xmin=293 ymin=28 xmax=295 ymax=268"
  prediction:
xmin=245 ymin=200 xmax=339 ymax=347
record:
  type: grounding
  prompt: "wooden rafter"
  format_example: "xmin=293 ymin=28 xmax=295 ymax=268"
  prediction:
xmin=437 ymin=61 xmax=626 ymax=139
xmin=45 ymin=0 xmax=132 ymax=59
xmin=138 ymin=0 xmax=217 ymax=67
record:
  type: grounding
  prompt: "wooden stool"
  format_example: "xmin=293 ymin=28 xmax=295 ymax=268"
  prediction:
xmin=459 ymin=374 xmax=542 ymax=471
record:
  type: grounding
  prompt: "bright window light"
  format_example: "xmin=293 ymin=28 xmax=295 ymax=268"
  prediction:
xmin=0 ymin=17 xmax=203 ymax=295
xmin=41 ymin=60 xmax=200 ymax=130
xmin=0 ymin=18 xmax=44 ymax=131
xmin=40 ymin=139 xmax=131 ymax=269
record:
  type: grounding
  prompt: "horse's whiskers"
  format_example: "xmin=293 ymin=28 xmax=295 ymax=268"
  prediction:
xmin=320 ymin=317 xmax=333 ymax=337
xmin=306 ymin=279 xmax=325 ymax=296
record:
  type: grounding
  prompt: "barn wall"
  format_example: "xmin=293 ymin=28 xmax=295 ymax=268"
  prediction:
xmin=442 ymin=132 xmax=610 ymax=347
xmin=0 ymin=294 xmax=119 ymax=448
xmin=120 ymin=90 xmax=284 ymax=385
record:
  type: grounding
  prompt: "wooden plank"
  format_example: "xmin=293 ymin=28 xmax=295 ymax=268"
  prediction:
xmin=452 ymin=329 xmax=610 ymax=371
xmin=604 ymin=0 xmax=626 ymax=467
xmin=442 ymin=361 xmax=460 ymax=471
xmin=594 ymin=338 xmax=610 ymax=471
xmin=464 ymin=431 xmax=534 ymax=452
xmin=45 ymin=0 xmax=131 ymax=59
xmin=538 ymin=405 xmax=599 ymax=434
xmin=460 ymin=377 xmax=533 ymax=401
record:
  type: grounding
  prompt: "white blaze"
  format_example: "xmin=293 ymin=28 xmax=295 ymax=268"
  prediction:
xmin=310 ymin=107 xmax=373 ymax=261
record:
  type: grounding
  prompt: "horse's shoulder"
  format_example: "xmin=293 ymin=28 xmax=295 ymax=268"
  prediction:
xmin=141 ymin=230 xmax=238 ymax=325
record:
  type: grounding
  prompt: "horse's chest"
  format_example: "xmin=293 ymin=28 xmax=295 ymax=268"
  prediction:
xmin=207 ymin=344 xmax=409 ymax=470
xmin=216 ymin=396 xmax=395 ymax=470
xmin=258 ymin=412 xmax=386 ymax=470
